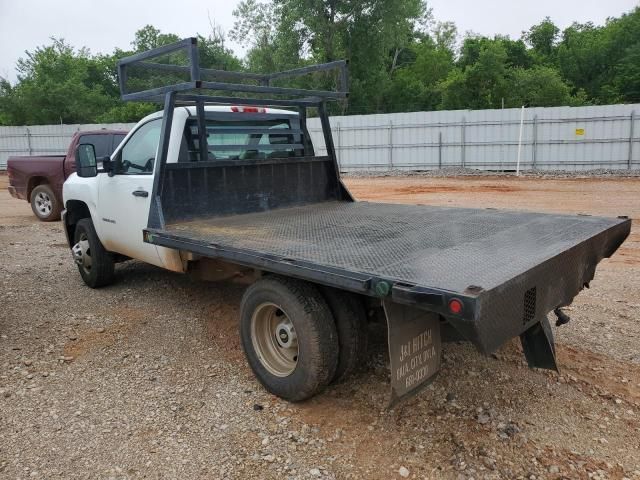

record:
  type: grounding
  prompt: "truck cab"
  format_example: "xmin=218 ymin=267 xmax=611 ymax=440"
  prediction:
xmin=63 ymin=106 xmax=305 ymax=273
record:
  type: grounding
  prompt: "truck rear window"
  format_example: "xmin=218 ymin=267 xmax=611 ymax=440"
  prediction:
xmin=178 ymin=117 xmax=305 ymax=162
xmin=79 ymin=134 xmax=115 ymax=158
xmin=113 ymin=134 xmax=126 ymax=150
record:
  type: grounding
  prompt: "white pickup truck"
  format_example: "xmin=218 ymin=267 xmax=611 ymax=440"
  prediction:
xmin=61 ymin=39 xmax=630 ymax=405
xmin=64 ymin=105 xmax=293 ymax=277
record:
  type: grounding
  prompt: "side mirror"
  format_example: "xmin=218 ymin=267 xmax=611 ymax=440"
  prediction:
xmin=75 ymin=144 xmax=98 ymax=178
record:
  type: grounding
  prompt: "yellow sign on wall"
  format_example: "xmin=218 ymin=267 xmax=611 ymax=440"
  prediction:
xmin=575 ymin=128 xmax=585 ymax=136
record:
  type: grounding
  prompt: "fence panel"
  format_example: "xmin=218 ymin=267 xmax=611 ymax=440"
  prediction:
xmin=307 ymin=103 xmax=640 ymax=172
xmin=2 ymin=104 xmax=638 ymax=172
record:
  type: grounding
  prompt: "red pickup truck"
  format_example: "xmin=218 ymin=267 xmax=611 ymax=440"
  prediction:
xmin=7 ymin=129 xmax=127 ymax=221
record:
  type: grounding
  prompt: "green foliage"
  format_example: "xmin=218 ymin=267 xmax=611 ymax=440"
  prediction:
xmin=1 ymin=6 xmax=639 ymax=125
xmin=2 ymin=39 xmax=115 ymax=124
xmin=440 ymin=40 xmax=509 ymax=110
xmin=505 ymin=66 xmax=581 ymax=107
xmin=523 ymin=17 xmax=560 ymax=59
xmin=385 ymin=38 xmax=454 ymax=112
xmin=232 ymin=0 xmax=430 ymax=112
xmin=132 ymin=25 xmax=181 ymax=52
xmin=557 ymin=9 xmax=640 ymax=103
xmin=0 ymin=25 xmax=246 ymax=125
xmin=95 ymin=102 xmax=158 ymax=123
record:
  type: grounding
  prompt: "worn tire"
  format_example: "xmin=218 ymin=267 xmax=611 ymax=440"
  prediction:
xmin=30 ymin=184 xmax=62 ymax=222
xmin=320 ymin=287 xmax=368 ymax=383
xmin=74 ymin=218 xmax=115 ymax=288
xmin=240 ymin=276 xmax=339 ymax=402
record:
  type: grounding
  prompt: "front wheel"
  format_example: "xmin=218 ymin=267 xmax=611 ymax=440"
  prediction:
xmin=72 ymin=218 xmax=115 ymax=288
xmin=240 ymin=276 xmax=339 ymax=402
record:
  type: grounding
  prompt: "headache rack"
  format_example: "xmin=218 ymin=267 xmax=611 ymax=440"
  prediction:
xmin=116 ymin=37 xmax=350 ymax=230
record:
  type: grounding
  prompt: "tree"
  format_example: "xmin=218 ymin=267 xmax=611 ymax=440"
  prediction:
xmin=555 ymin=7 xmax=640 ymax=104
xmin=608 ymin=42 xmax=640 ymax=102
xmin=2 ymin=7 xmax=639 ymax=125
xmin=0 ymin=39 xmax=115 ymax=125
xmin=556 ymin=22 xmax=607 ymax=100
xmin=0 ymin=79 xmax=15 ymax=124
xmin=505 ymin=66 xmax=582 ymax=107
xmin=440 ymin=40 xmax=509 ymax=110
xmin=95 ymin=101 xmax=157 ymax=123
xmin=232 ymin=0 xmax=430 ymax=113
xmin=132 ymin=25 xmax=180 ymax=52
xmin=432 ymin=21 xmax=457 ymax=52
xmin=500 ymin=38 xmax=533 ymax=69
xmin=523 ymin=17 xmax=559 ymax=60
xmin=385 ymin=36 xmax=454 ymax=112
xmin=459 ymin=35 xmax=532 ymax=70
xmin=231 ymin=0 xmax=305 ymax=74
xmin=0 ymin=25 xmax=247 ymax=125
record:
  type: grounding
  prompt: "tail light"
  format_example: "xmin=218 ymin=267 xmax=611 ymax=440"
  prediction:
xmin=448 ymin=298 xmax=463 ymax=315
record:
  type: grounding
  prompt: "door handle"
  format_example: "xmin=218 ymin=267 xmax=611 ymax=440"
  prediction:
xmin=132 ymin=190 xmax=149 ymax=197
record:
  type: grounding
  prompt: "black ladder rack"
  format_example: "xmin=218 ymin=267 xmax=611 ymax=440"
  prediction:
xmin=117 ymin=37 xmax=348 ymax=106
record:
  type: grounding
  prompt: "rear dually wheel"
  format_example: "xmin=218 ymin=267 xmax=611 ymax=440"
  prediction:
xmin=240 ymin=276 xmax=339 ymax=402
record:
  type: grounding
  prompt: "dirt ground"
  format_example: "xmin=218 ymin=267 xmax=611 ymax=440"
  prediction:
xmin=0 ymin=172 xmax=639 ymax=480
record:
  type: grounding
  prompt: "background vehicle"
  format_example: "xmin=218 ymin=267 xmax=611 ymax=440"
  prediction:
xmin=6 ymin=130 xmax=126 ymax=221
xmin=62 ymin=39 xmax=630 ymax=405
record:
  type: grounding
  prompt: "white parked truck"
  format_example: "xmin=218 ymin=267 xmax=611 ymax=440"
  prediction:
xmin=62 ymin=39 xmax=630 ymax=405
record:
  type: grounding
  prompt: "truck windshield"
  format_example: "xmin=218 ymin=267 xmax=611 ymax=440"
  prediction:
xmin=178 ymin=117 xmax=304 ymax=162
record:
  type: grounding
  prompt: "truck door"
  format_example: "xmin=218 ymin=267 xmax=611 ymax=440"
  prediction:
xmin=97 ymin=118 xmax=164 ymax=267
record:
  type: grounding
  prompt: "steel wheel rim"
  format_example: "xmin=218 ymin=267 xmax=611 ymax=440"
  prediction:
xmin=251 ymin=302 xmax=299 ymax=377
xmin=72 ymin=233 xmax=92 ymax=274
xmin=35 ymin=191 xmax=52 ymax=216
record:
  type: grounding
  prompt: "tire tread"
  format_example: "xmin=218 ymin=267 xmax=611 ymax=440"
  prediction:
xmin=30 ymin=184 xmax=62 ymax=222
xmin=240 ymin=275 xmax=338 ymax=401
xmin=74 ymin=218 xmax=115 ymax=288
xmin=320 ymin=287 xmax=368 ymax=383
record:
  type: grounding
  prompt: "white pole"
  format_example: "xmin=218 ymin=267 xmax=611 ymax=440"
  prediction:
xmin=516 ymin=105 xmax=525 ymax=176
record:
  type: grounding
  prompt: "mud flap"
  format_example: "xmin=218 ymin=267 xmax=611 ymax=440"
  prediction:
xmin=520 ymin=316 xmax=558 ymax=371
xmin=383 ymin=300 xmax=441 ymax=408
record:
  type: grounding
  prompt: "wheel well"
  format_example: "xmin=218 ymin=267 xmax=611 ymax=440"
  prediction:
xmin=27 ymin=176 xmax=49 ymax=200
xmin=64 ymin=200 xmax=91 ymax=247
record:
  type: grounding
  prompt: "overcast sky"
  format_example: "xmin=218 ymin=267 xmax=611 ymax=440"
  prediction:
xmin=0 ymin=0 xmax=638 ymax=82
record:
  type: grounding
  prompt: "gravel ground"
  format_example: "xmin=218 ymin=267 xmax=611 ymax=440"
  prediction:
xmin=1 ymin=173 xmax=639 ymax=479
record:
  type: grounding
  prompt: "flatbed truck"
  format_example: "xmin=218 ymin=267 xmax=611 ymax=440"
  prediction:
xmin=62 ymin=38 xmax=630 ymax=404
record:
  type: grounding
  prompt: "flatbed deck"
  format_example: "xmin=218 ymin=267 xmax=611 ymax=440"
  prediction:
xmin=146 ymin=201 xmax=630 ymax=352
xmin=161 ymin=201 xmax=628 ymax=293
